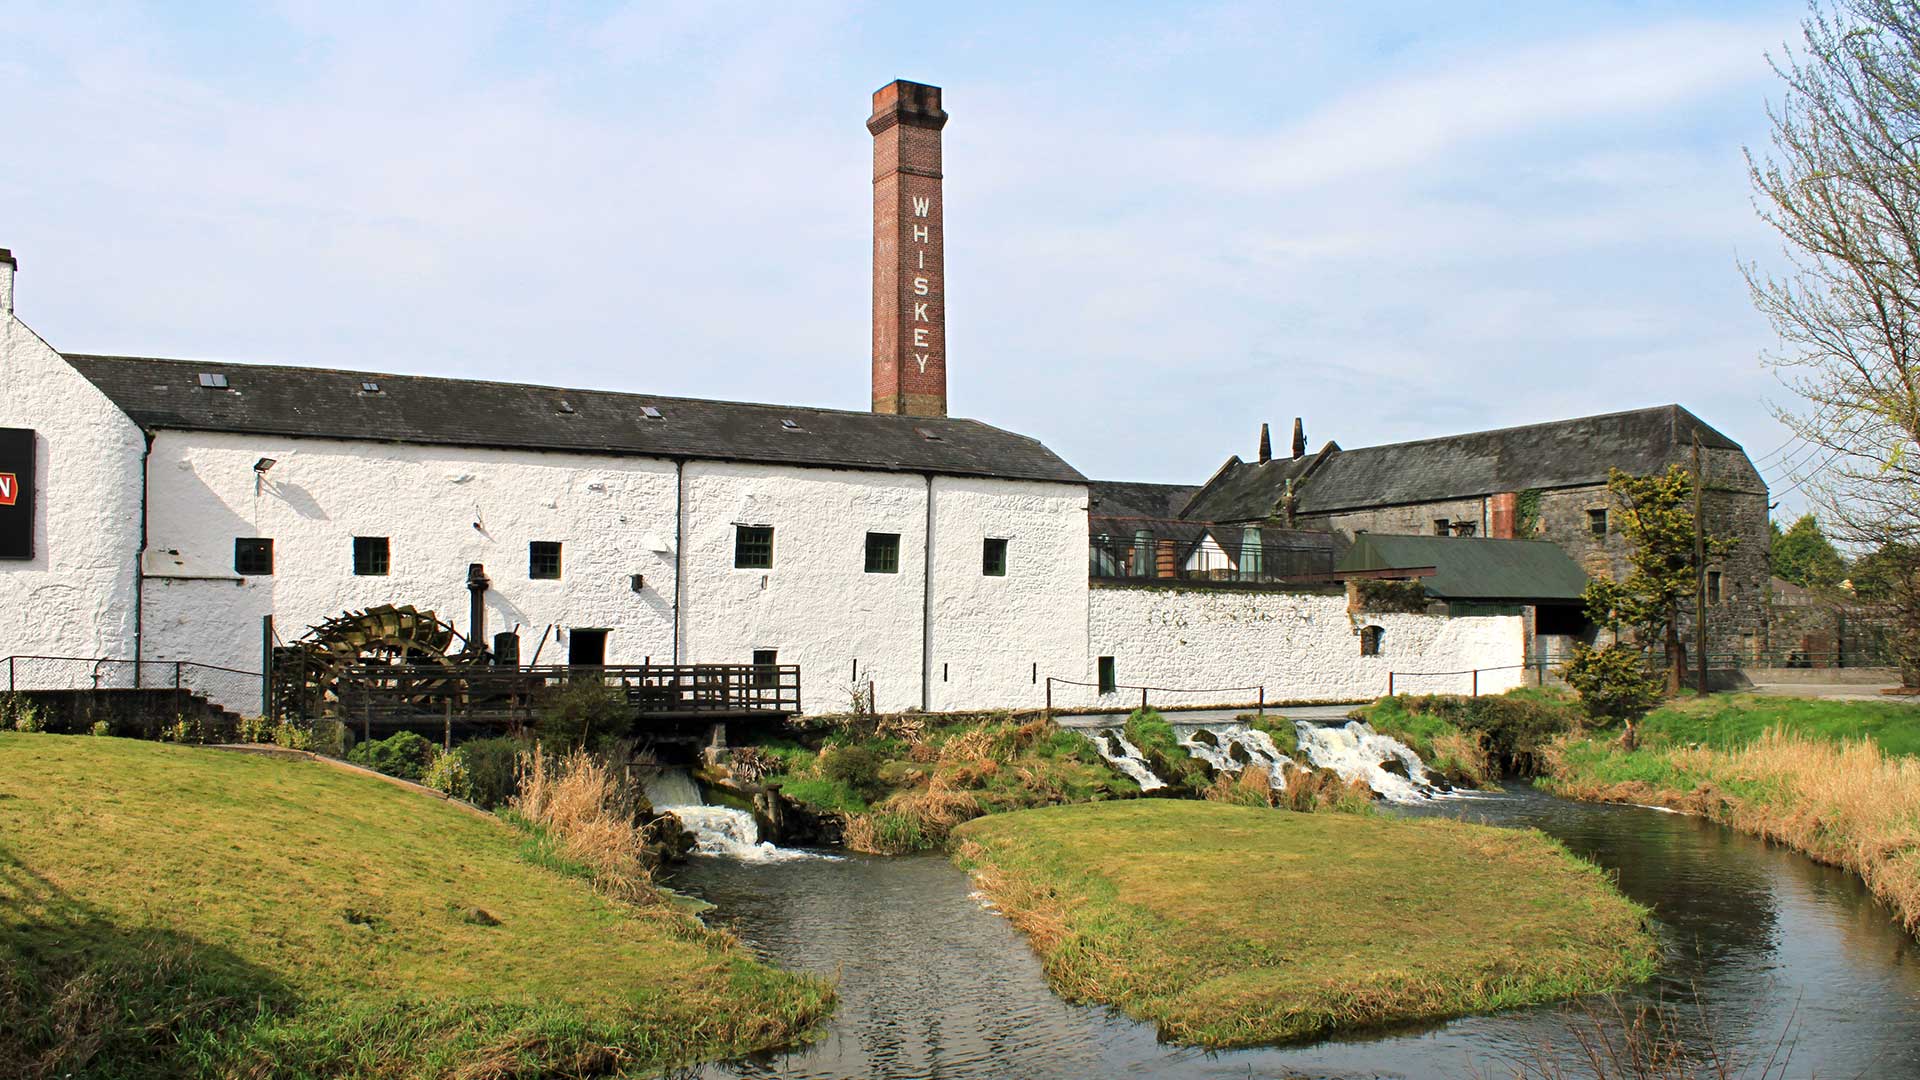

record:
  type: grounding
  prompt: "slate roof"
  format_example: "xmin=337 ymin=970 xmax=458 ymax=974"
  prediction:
xmin=1335 ymin=534 xmax=1589 ymax=601
xmin=64 ymin=355 xmax=1087 ymax=484
xmin=1087 ymin=480 xmax=1202 ymax=522
xmin=1185 ymin=405 xmax=1764 ymax=522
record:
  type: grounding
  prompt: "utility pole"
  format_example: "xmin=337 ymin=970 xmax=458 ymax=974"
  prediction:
xmin=1693 ymin=434 xmax=1709 ymax=697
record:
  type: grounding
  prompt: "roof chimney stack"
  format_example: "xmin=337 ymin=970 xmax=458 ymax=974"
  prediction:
xmin=1258 ymin=422 xmax=1272 ymax=463
xmin=869 ymin=80 xmax=949 ymax=417
xmin=1291 ymin=417 xmax=1306 ymax=460
xmin=0 ymin=249 xmax=15 ymax=316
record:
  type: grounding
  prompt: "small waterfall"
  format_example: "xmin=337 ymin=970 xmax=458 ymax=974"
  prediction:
xmin=639 ymin=768 xmax=815 ymax=862
xmin=1174 ymin=723 xmax=1294 ymax=790
xmin=1292 ymin=720 xmax=1441 ymax=804
xmin=1083 ymin=727 xmax=1166 ymax=792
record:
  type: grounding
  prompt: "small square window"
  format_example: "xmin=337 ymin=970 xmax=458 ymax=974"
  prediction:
xmin=735 ymin=525 xmax=774 ymax=569
xmin=865 ymin=532 xmax=900 ymax=574
xmin=1433 ymin=519 xmax=1450 ymax=536
xmin=353 ymin=536 xmax=389 ymax=576
xmin=1589 ymin=509 xmax=1608 ymax=537
xmin=1360 ymin=625 xmax=1385 ymax=657
xmin=234 ymin=538 xmax=273 ymax=576
xmin=983 ymin=538 xmax=1009 ymax=577
xmin=1097 ymin=656 xmax=1117 ymax=695
xmin=1707 ymin=570 xmax=1723 ymax=605
xmin=529 ymin=541 xmax=562 ymax=580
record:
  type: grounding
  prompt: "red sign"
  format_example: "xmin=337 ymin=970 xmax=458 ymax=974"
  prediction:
xmin=0 ymin=473 xmax=14 ymax=507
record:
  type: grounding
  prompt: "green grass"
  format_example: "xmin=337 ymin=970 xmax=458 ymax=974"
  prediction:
xmin=953 ymin=801 xmax=1656 ymax=1048
xmin=0 ymin=734 xmax=832 ymax=1079
xmin=1631 ymin=693 xmax=1920 ymax=755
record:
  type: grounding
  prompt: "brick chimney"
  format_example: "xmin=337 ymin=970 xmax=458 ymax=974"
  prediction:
xmin=0 ymin=249 xmax=15 ymax=316
xmin=1291 ymin=417 xmax=1306 ymax=460
xmin=869 ymin=80 xmax=948 ymax=417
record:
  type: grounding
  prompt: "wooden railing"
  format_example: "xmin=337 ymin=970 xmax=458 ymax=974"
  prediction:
xmin=328 ymin=662 xmax=801 ymax=733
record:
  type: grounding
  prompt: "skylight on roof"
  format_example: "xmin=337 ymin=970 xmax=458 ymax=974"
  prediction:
xmin=198 ymin=373 xmax=229 ymax=389
xmin=361 ymin=381 xmax=381 ymax=394
xmin=915 ymin=427 xmax=943 ymax=441
xmin=640 ymin=406 xmax=663 ymax=420
xmin=557 ymin=399 xmax=576 ymax=414
xmin=781 ymin=419 xmax=801 ymax=431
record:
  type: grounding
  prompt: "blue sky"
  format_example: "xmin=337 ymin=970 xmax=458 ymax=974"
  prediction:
xmin=3 ymin=1 xmax=1822 ymax=512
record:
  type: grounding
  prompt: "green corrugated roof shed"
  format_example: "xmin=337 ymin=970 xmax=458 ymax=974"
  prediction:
xmin=1335 ymin=534 xmax=1589 ymax=601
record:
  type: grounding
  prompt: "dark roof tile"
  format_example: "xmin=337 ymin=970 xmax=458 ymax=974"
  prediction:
xmin=65 ymin=355 xmax=1086 ymax=484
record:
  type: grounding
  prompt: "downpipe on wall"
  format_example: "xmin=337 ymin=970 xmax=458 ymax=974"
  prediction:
xmin=922 ymin=473 xmax=934 ymax=713
xmin=672 ymin=458 xmax=685 ymax=665
xmin=133 ymin=432 xmax=153 ymax=686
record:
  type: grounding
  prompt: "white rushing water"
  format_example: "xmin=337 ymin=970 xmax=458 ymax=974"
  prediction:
xmin=1174 ymin=724 xmax=1296 ymax=790
xmin=640 ymin=768 xmax=817 ymax=862
xmin=1083 ymin=727 xmax=1166 ymax=791
xmin=1291 ymin=720 xmax=1441 ymax=804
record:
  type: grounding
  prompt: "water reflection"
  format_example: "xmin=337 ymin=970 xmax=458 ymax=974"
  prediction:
xmin=674 ymin=785 xmax=1920 ymax=1079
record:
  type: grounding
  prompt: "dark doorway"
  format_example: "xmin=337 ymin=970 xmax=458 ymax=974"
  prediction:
xmin=569 ymin=628 xmax=608 ymax=667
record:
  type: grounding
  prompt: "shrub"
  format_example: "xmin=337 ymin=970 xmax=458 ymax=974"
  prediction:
xmin=272 ymin=720 xmax=313 ymax=752
xmin=309 ymin=719 xmax=352 ymax=759
xmin=236 ymin=715 xmax=273 ymax=744
xmin=1562 ymin=643 xmax=1664 ymax=747
xmin=0 ymin=693 xmax=42 ymax=733
xmin=424 ymin=747 xmax=473 ymax=801
xmin=460 ymin=736 xmax=526 ymax=809
xmin=533 ymin=681 xmax=631 ymax=750
xmin=820 ymin=745 xmax=885 ymax=801
xmin=348 ymin=731 xmax=436 ymax=782
xmin=89 ymin=720 xmax=111 ymax=737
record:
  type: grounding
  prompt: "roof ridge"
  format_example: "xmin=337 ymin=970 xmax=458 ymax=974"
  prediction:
xmin=61 ymin=352 xmax=1002 ymax=428
xmin=1328 ymin=403 xmax=1715 ymax=457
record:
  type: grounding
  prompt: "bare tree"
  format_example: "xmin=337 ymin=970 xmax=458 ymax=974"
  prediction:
xmin=1747 ymin=0 xmax=1920 ymax=681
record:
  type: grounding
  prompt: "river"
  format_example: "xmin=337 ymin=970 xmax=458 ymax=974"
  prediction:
xmin=671 ymin=784 xmax=1920 ymax=1079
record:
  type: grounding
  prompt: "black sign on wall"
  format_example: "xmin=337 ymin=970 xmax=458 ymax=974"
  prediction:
xmin=0 ymin=428 xmax=35 ymax=560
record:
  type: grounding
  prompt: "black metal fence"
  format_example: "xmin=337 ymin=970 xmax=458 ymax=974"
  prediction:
xmin=1089 ymin=532 xmax=1334 ymax=586
xmin=1 ymin=655 xmax=262 ymax=714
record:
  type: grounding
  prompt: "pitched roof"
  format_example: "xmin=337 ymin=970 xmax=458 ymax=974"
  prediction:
xmin=64 ymin=355 xmax=1086 ymax=484
xmin=1335 ymin=534 xmax=1589 ymax=601
xmin=1186 ymin=405 xmax=1764 ymax=522
xmin=1087 ymin=480 xmax=1202 ymax=522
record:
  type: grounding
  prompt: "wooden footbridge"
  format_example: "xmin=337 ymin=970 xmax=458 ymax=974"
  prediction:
xmin=312 ymin=662 xmax=802 ymax=743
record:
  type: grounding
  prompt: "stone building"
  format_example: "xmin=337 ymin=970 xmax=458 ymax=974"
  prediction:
xmin=1105 ymin=406 xmax=1772 ymax=662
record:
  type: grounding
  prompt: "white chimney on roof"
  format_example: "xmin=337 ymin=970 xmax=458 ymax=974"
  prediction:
xmin=0 ymin=249 xmax=14 ymax=316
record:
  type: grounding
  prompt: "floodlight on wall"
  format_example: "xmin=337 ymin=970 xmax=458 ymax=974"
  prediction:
xmin=253 ymin=458 xmax=276 ymax=473
xmin=631 ymin=574 xmax=645 ymax=593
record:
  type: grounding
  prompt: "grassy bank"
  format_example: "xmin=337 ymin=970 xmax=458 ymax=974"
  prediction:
xmin=756 ymin=715 xmax=1139 ymax=853
xmin=1356 ymin=688 xmax=1584 ymax=786
xmin=0 ymin=733 xmax=832 ymax=1079
xmin=953 ymin=801 xmax=1656 ymax=1047
xmin=1544 ymin=694 xmax=1920 ymax=935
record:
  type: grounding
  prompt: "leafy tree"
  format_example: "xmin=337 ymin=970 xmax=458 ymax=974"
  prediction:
xmin=1850 ymin=543 xmax=1920 ymax=681
xmin=1745 ymin=0 xmax=1920 ymax=683
xmin=1580 ymin=466 xmax=1738 ymax=698
xmin=534 ymin=680 xmax=632 ymax=751
xmin=1771 ymin=512 xmax=1849 ymax=587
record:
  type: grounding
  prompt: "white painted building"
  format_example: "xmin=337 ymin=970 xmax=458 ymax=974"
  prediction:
xmin=0 ymin=81 xmax=1538 ymax=719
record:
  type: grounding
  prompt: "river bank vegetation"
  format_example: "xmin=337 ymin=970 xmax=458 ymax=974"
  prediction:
xmin=1356 ymin=688 xmax=1584 ymax=786
xmin=750 ymin=714 xmax=1141 ymax=853
xmin=1542 ymin=693 xmax=1920 ymax=934
xmin=954 ymin=800 xmax=1658 ymax=1047
xmin=0 ymin=732 xmax=832 ymax=1079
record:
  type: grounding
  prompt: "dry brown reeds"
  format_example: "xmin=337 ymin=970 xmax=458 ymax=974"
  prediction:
xmin=1554 ymin=727 xmax=1920 ymax=935
xmin=510 ymin=745 xmax=661 ymax=902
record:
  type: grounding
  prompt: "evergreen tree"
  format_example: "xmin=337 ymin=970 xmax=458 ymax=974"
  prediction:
xmin=1577 ymin=466 xmax=1739 ymax=708
xmin=1770 ymin=513 xmax=1848 ymax=588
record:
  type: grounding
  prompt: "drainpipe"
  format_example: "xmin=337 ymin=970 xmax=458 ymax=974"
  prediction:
xmin=672 ymin=458 xmax=685 ymax=664
xmin=922 ymin=473 xmax=934 ymax=712
xmin=133 ymin=433 xmax=153 ymax=685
